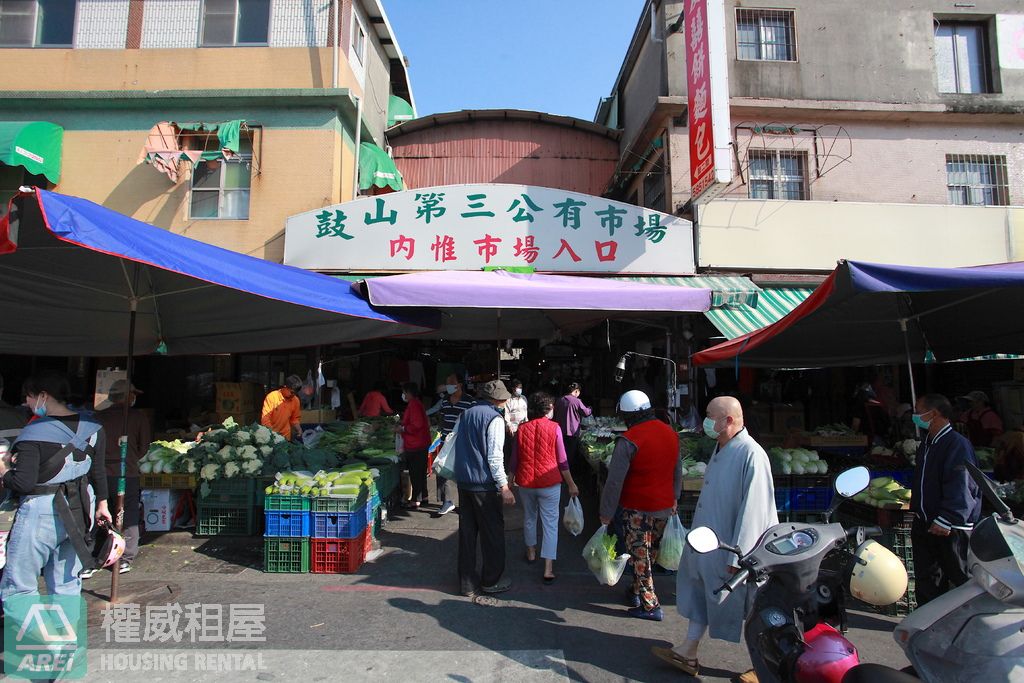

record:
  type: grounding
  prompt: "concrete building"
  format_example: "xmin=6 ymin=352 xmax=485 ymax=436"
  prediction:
xmin=597 ymin=0 xmax=1024 ymax=274
xmin=0 ymin=0 xmax=414 ymax=261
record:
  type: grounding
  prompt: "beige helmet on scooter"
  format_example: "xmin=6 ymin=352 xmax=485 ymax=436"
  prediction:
xmin=847 ymin=539 xmax=909 ymax=606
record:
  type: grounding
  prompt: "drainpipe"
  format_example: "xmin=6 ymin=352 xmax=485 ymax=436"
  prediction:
xmin=332 ymin=0 xmax=340 ymax=89
xmin=352 ymin=95 xmax=363 ymax=200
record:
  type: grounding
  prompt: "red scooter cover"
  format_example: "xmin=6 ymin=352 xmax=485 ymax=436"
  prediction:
xmin=794 ymin=622 xmax=860 ymax=683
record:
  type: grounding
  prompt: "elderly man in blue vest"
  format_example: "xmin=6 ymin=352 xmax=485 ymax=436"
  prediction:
xmin=452 ymin=379 xmax=516 ymax=597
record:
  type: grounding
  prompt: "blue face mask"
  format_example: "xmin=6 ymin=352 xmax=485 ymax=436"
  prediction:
xmin=703 ymin=416 xmax=721 ymax=439
xmin=32 ymin=395 xmax=47 ymax=418
xmin=912 ymin=412 xmax=932 ymax=430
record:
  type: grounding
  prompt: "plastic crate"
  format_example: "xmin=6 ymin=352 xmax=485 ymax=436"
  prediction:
xmin=255 ymin=476 xmax=277 ymax=508
xmin=310 ymin=530 xmax=369 ymax=574
xmin=311 ymin=492 xmax=368 ymax=513
xmin=198 ymin=478 xmax=255 ymax=508
xmin=775 ymin=488 xmax=791 ymax=512
xmin=264 ymin=494 xmax=311 ymax=511
xmin=196 ymin=504 xmax=254 ymax=536
xmin=264 ymin=511 xmax=311 ymax=537
xmin=790 ymin=487 xmax=834 ymax=511
xmin=312 ymin=508 xmax=369 ymax=539
xmin=264 ymin=537 xmax=310 ymax=573
xmin=140 ymin=473 xmax=197 ymax=490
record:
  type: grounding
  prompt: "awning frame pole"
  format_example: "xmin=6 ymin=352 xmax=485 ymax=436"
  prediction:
xmin=900 ymin=318 xmax=918 ymax=407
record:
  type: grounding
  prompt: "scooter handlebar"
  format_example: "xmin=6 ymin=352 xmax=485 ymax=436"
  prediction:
xmin=714 ymin=567 xmax=751 ymax=595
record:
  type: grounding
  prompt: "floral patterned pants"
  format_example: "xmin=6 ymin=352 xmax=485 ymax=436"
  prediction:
xmin=618 ymin=508 xmax=667 ymax=610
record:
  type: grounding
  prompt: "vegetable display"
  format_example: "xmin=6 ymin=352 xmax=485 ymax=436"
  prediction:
xmin=768 ymin=448 xmax=829 ymax=475
xmin=265 ymin=467 xmax=375 ymax=498
xmin=851 ymin=476 xmax=912 ymax=508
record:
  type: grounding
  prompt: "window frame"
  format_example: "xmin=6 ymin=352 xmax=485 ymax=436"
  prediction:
xmin=746 ymin=149 xmax=809 ymax=201
xmin=0 ymin=0 xmax=77 ymax=48
xmin=352 ymin=11 xmax=366 ymax=65
xmin=187 ymin=130 xmax=255 ymax=221
xmin=735 ymin=8 xmax=798 ymax=63
xmin=945 ymin=153 xmax=1009 ymax=206
xmin=933 ymin=19 xmax=994 ymax=95
xmin=199 ymin=0 xmax=272 ymax=48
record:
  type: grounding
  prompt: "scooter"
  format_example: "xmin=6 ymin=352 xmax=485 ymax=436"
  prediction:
xmin=687 ymin=467 xmax=909 ymax=683
xmin=841 ymin=462 xmax=1024 ymax=683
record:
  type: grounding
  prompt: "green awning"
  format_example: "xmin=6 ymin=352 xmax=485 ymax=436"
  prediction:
xmin=705 ymin=287 xmax=815 ymax=339
xmin=358 ymin=142 xmax=404 ymax=192
xmin=174 ymin=120 xmax=245 ymax=159
xmin=387 ymin=95 xmax=416 ymax=128
xmin=613 ymin=275 xmax=760 ymax=307
xmin=0 ymin=121 xmax=63 ymax=184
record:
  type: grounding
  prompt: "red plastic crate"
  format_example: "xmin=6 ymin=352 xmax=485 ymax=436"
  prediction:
xmin=310 ymin=528 xmax=370 ymax=574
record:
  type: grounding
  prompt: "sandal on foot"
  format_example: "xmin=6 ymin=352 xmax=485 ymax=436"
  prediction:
xmin=650 ymin=647 xmax=699 ymax=676
xmin=543 ymin=574 xmax=556 ymax=584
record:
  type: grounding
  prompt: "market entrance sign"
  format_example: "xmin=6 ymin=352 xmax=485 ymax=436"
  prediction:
xmin=284 ymin=184 xmax=695 ymax=274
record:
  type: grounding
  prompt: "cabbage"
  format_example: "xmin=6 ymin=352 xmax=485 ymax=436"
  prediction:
xmin=139 ymin=461 xmax=153 ymax=474
xmin=817 ymin=462 xmax=828 ymax=474
xmin=781 ymin=452 xmax=793 ymax=463
xmin=792 ymin=463 xmax=806 ymax=475
xmin=782 ymin=463 xmax=793 ymax=475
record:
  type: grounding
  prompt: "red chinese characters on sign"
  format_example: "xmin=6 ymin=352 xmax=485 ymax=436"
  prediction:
xmin=389 ymin=235 xmax=415 ymax=261
xmin=686 ymin=0 xmax=715 ymax=201
xmin=473 ymin=234 xmax=502 ymax=264
xmin=594 ymin=241 xmax=618 ymax=262
xmin=430 ymin=235 xmax=457 ymax=263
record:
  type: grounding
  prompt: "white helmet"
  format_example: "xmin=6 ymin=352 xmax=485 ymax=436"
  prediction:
xmin=617 ymin=390 xmax=652 ymax=413
xmin=847 ymin=539 xmax=909 ymax=606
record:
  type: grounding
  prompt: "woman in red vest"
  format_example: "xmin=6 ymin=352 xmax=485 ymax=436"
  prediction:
xmin=511 ymin=393 xmax=579 ymax=583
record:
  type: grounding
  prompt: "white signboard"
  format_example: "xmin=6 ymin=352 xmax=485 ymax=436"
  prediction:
xmin=997 ymin=15 xmax=1024 ymax=69
xmin=284 ymin=184 xmax=695 ymax=274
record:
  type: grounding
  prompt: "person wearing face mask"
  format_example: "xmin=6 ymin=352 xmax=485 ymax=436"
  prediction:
xmin=599 ymin=390 xmax=681 ymax=622
xmin=0 ymin=372 xmax=112 ymax=600
xmin=434 ymin=374 xmax=475 ymax=515
xmin=910 ymin=393 xmax=982 ymax=606
xmin=90 ymin=380 xmax=151 ymax=577
xmin=653 ymin=395 xmax=777 ymax=678
xmin=261 ymin=375 xmax=304 ymax=441
xmin=397 ymin=383 xmax=430 ymax=510
xmin=504 ymin=380 xmax=528 ymax=437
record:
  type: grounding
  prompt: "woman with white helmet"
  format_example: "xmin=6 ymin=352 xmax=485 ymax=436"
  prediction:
xmin=599 ymin=390 xmax=682 ymax=621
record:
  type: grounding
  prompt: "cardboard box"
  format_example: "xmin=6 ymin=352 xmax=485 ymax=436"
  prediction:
xmin=301 ymin=409 xmax=332 ymax=424
xmin=141 ymin=489 xmax=182 ymax=532
xmin=94 ymin=369 xmax=127 ymax=411
xmin=772 ymin=403 xmax=806 ymax=433
xmin=682 ymin=478 xmax=704 ymax=491
xmin=215 ymin=382 xmax=264 ymax=415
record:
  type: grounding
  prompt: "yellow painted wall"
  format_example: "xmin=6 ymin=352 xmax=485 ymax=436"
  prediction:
xmin=2 ymin=47 xmax=361 ymax=95
xmin=57 ymin=127 xmax=355 ymax=262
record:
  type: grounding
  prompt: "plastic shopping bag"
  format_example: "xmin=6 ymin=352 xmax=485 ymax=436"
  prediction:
xmin=657 ymin=513 xmax=686 ymax=571
xmin=582 ymin=524 xmax=630 ymax=586
xmin=431 ymin=422 xmax=459 ymax=480
xmin=562 ymin=497 xmax=584 ymax=536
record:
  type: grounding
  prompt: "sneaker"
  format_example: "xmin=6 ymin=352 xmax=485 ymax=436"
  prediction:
xmin=78 ymin=568 xmax=99 ymax=580
xmin=480 ymin=576 xmax=512 ymax=594
xmin=438 ymin=501 xmax=456 ymax=515
xmin=627 ymin=605 xmax=664 ymax=621
xmin=118 ymin=561 xmax=132 ymax=575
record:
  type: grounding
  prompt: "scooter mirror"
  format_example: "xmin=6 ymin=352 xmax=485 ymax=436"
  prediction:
xmin=834 ymin=466 xmax=870 ymax=499
xmin=687 ymin=526 xmax=720 ymax=554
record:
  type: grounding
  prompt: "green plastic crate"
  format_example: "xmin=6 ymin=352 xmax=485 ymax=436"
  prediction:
xmin=264 ymin=494 xmax=312 ymax=511
xmin=196 ymin=504 xmax=254 ymax=536
xmin=264 ymin=537 xmax=310 ymax=573
xmin=255 ymin=476 xmax=277 ymax=508
xmin=311 ymin=491 xmax=368 ymax=513
xmin=198 ymin=478 xmax=255 ymax=508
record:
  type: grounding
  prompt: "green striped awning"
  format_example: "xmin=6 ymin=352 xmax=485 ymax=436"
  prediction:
xmin=705 ymin=287 xmax=814 ymax=340
xmin=613 ymin=275 xmax=760 ymax=307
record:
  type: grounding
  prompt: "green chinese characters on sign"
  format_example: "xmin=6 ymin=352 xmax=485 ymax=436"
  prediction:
xmin=315 ymin=209 xmax=353 ymax=239
xmin=462 ymin=193 xmax=495 ymax=218
xmin=634 ymin=214 xmax=666 ymax=243
xmin=553 ymin=197 xmax=587 ymax=229
xmin=595 ymin=204 xmax=628 ymax=236
xmin=415 ymin=192 xmax=447 ymax=224
xmin=364 ymin=198 xmax=397 ymax=226
xmin=506 ymin=194 xmax=543 ymax=223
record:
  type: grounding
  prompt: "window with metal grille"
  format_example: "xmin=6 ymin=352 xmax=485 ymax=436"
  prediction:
xmin=0 ymin=0 xmax=76 ymax=47
xmin=190 ymin=134 xmax=253 ymax=220
xmin=946 ymin=154 xmax=1008 ymax=206
xmin=748 ymin=150 xmax=808 ymax=200
xmin=736 ymin=9 xmax=796 ymax=62
xmin=201 ymin=0 xmax=270 ymax=47
xmin=934 ymin=21 xmax=992 ymax=94
xmin=643 ymin=154 xmax=667 ymax=212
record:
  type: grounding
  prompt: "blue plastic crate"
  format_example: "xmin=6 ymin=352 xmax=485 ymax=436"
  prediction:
xmin=775 ymin=488 xmax=791 ymax=512
xmin=312 ymin=507 xmax=369 ymax=539
xmin=790 ymin=487 xmax=833 ymax=511
xmin=263 ymin=511 xmax=311 ymax=538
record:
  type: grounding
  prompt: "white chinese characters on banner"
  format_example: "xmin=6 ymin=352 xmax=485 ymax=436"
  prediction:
xmin=283 ymin=184 xmax=695 ymax=274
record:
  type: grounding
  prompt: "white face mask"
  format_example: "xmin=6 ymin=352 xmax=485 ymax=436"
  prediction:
xmin=515 ymin=388 xmax=523 ymax=396
xmin=446 ymin=384 xmax=457 ymax=395
xmin=545 ymin=410 xmax=554 ymax=420
xmin=401 ymin=393 xmax=408 ymax=403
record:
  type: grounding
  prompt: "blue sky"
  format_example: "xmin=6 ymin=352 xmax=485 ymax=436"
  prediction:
xmin=385 ymin=0 xmax=646 ymax=121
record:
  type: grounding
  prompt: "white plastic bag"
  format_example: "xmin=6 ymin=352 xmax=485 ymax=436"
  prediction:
xmin=431 ymin=423 xmax=459 ymax=480
xmin=657 ymin=513 xmax=686 ymax=571
xmin=582 ymin=524 xmax=629 ymax=586
xmin=562 ymin=496 xmax=584 ymax=536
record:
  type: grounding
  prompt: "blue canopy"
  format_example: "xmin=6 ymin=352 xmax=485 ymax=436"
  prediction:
xmin=0 ymin=190 xmax=433 ymax=355
xmin=695 ymin=260 xmax=1024 ymax=369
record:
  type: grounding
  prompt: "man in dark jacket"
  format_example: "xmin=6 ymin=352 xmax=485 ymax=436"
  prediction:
xmin=910 ymin=393 xmax=982 ymax=606
xmin=452 ymin=380 xmax=515 ymax=597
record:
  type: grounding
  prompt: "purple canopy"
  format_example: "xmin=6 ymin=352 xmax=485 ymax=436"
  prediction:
xmin=354 ymin=270 xmax=712 ymax=339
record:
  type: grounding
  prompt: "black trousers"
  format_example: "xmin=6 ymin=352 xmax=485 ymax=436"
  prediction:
xmin=404 ymin=449 xmax=428 ymax=504
xmin=911 ymin=517 xmax=970 ymax=606
xmin=457 ymin=488 xmax=506 ymax=593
